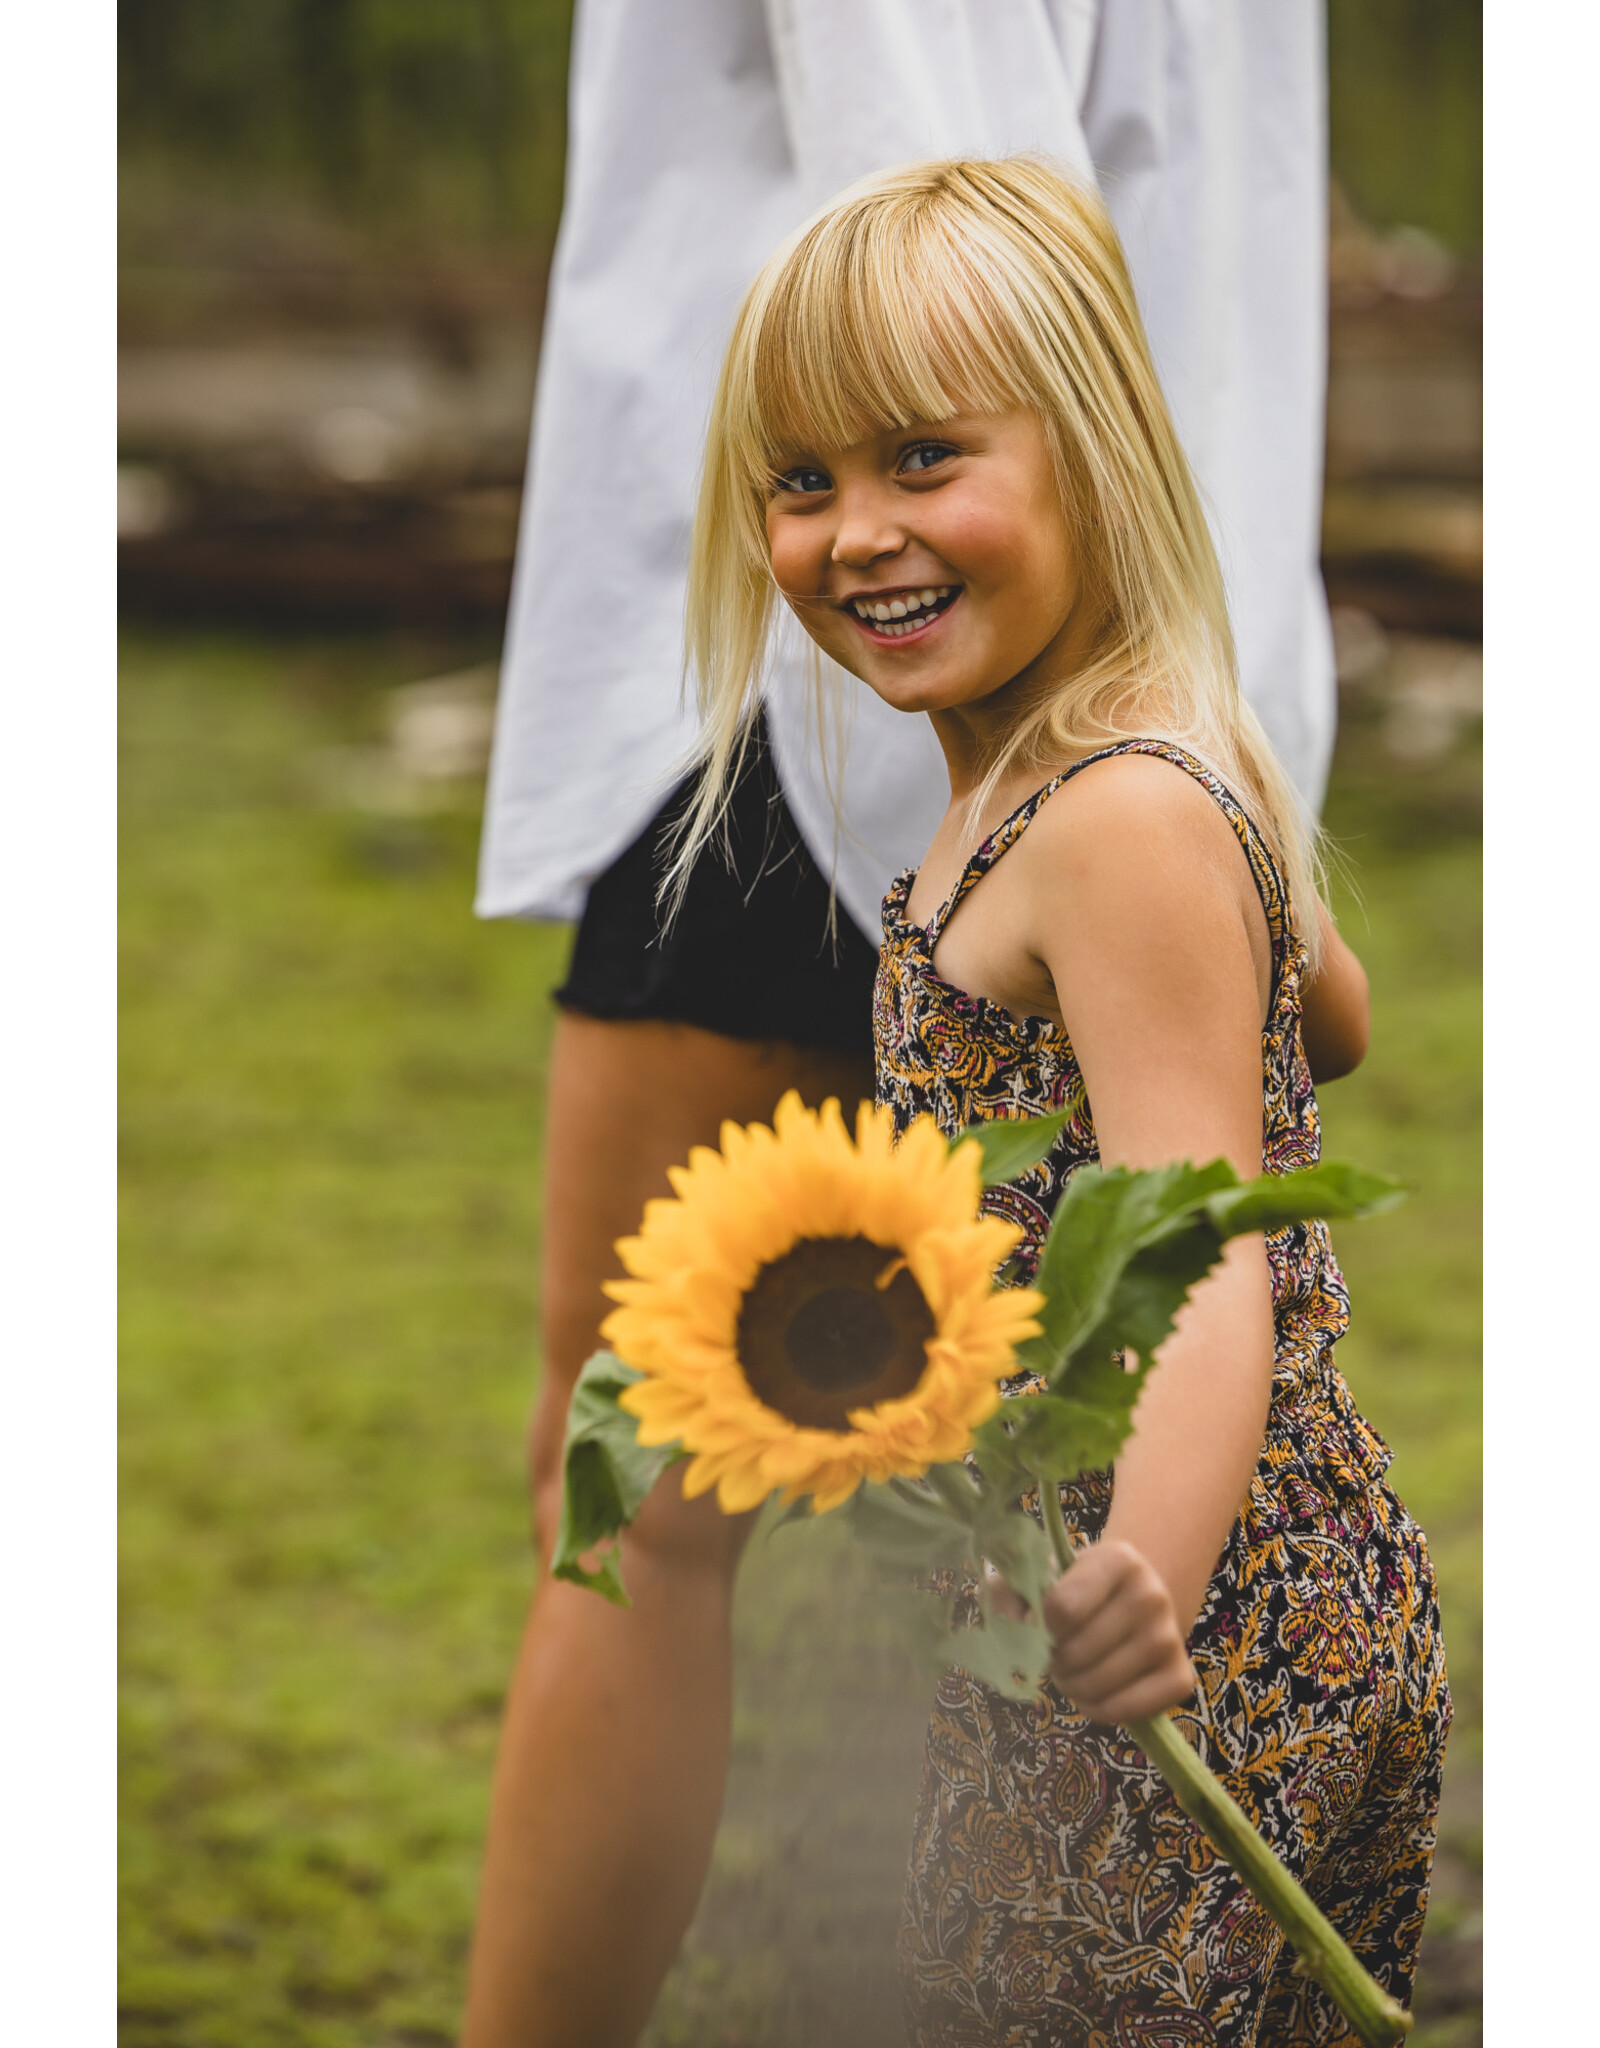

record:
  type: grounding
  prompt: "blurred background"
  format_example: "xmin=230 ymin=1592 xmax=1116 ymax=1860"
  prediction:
xmin=119 ymin=5 xmax=1481 ymax=2045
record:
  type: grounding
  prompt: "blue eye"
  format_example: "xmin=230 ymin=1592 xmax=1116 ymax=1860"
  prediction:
xmin=775 ymin=465 xmax=831 ymax=495
xmin=899 ymin=442 xmax=956 ymax=475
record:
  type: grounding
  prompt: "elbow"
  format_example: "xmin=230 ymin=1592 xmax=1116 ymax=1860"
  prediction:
xmin=1342 ymin=966 xmax=1373 ymax=1073
xmin=1312 ymin=1033 xmax=1366 ymax=1085
xmin=1305 ymin=977 xmax=1371 ymax=1084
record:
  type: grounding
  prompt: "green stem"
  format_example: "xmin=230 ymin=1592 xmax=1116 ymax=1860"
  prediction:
xmin=1032 ymin=1469 xmax=1412 ymax=2048
xmin=888 ymin=1473 xmax=935 ymax=1509
xmin=927 ymin=1461 xmax=980 ymax=1517
xmin=1039 ymin=1468 xmax=1075 ymax=1570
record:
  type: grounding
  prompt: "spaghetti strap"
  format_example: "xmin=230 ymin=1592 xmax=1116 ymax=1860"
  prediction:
xmin=923 ymin=768 xmax=1076 ymax=945
xmin=923 ymin=738 xmax=1294 ymax=968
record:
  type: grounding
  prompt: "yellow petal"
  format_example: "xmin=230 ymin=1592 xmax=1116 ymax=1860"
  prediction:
xmin=716 ymin=1453 xmax=779 ymax=1514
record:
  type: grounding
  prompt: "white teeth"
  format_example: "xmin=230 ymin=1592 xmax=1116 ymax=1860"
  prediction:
xmin=851 ymin=587 xmax=956 ymax=633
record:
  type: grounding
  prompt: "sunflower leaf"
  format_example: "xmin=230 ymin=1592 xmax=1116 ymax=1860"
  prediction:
xmin=550 ymin=1350 xmax=685 ymax=1607
xmin=957 ymin=1109 xmax=1071 ymax=1187
xmin=968 ymin=1407 xmax=1033 ymax=1500
xmin=949 ymin=1609 xmax=1053 ymax=1701
xmin=893 ymin=1586 xmax=973 ymax=1667
xmin=764 ymin=1493 xmax=818 ymax=1536
xmin=1023 ymin=1159 xmax=1406 ymax=1388
xmin=1062 ymin=1221 xmax=1229 ymax=1388
xmin=983 ymin=1387 xmax=1138 ymax=1494
xmin=1003 ymin=1158 xmax=1408 ymax=1482
xmin=1204 ymin=1160 xmax=1407 ymax=1237
xmin=847 ymin=1476 xmax=979 ymax=1577
xmin=1019 ymin=1160 xmax=1235 ymax=1380
xmin=972 ymin=1492 xmax=1058 ymax=1623
xmin=887 ymin=1584 xmax=1046 ymax=1704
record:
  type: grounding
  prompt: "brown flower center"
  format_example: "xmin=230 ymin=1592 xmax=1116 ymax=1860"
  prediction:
xmin=736 ymin=1235 xmax=935 ymax=1432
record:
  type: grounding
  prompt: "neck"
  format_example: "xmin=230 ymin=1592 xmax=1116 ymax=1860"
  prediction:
xmin=928 ymin=608 xmax=1102 ymax=805
xmin=926 ymin=701 xmax=1015 ymax=803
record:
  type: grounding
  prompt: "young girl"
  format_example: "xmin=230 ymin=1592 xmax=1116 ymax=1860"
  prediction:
xmin=682 ymin=158 xmax=1450 ymax=2045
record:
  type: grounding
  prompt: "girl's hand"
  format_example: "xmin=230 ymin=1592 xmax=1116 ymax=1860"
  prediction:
xmin=1041 ymin=1539 xmax=1197 ymax=1724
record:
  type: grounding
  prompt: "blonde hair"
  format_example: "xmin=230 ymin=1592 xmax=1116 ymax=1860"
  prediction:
xmin=678 ymin=155 xmax=1325 ymax=962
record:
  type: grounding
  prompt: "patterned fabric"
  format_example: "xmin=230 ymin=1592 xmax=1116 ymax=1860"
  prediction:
xmin=873 ymin=741 xmax=1451 ymax=2047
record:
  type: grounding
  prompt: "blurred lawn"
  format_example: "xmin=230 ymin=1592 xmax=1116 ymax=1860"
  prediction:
xmin=120 ymin=629 xmax=1480 ymax=2047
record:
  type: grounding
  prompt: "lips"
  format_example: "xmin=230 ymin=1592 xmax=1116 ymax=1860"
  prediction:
xmin=846 ymin=584 xmax=959 ymax=640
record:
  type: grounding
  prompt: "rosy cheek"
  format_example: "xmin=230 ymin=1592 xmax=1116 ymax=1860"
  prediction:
xmin=920 ymin=496 xmax=1023 ymax=581
xmin=765 ymin=519 xmax=812 ymax=603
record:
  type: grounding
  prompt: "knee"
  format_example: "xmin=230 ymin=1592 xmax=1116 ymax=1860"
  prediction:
xmin=526 ymin=1375 xmax=751 ymax=1586
xmin=627 ymin=1470 xmax=755 ymax=1581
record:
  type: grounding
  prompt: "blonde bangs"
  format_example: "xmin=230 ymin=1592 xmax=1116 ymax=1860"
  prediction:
xmin=742 ymin=198 xmax=1029 ymax=483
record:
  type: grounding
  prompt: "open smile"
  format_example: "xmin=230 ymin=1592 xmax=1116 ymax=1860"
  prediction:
xmin=844 ymin=584 xmax=960 ymax=643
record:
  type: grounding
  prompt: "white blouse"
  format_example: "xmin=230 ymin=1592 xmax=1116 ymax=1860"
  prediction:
xmin=477 ymin=0 xmax=1334 ymax=941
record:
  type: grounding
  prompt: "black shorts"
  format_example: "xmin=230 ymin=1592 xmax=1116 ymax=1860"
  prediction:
xmin=554 ymin=715 xmax=881 ymax=1055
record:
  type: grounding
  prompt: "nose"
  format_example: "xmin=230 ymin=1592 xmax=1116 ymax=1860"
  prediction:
xmin=830 ymin=477 xmax=906 ymax=572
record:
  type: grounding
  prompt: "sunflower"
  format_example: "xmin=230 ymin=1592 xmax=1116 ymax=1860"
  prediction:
xmin=601 ymin=1091 xmax=1044 ymax=1514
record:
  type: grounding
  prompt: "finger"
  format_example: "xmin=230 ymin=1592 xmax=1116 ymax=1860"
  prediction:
xmin=1042 ymin=1541 xmax=1143 ymax=1636
xmin=1047 ymin=1572 xmax=1172 ymax=1677
xmin=1074 ymin=1657 xmax=1198 ymax=1727
xmin=1050 ymin=1621 xmax=1187 ymax=1710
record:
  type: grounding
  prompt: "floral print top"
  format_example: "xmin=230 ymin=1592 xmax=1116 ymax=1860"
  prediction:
xmin=872 ymin=738 xmax=1391 ymax=1511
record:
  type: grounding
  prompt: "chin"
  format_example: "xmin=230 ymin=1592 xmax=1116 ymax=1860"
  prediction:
xmin=866 ymin=676 xmax=964 ymax=716
xmin=823 ymin=643 xmax=976 ymax=716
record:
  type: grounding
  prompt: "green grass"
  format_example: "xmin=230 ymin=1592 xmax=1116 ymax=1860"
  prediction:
xmin=120 ymin=631 xmax=562 ymax=2046
xmin=1320 ymin=699 xmax=1483 ymax=1763
xmin=1314 ymin=694 xmax=1483 ymax=2048
xmin=120 ymin=629 xmax=1480 ymax=2046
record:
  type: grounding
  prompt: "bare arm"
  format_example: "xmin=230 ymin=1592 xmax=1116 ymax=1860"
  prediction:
xmin=1014 ymin=759 xmax=1280 ymax=1721
xmin=1301 ymin=903 xmax=1370 ymax=1083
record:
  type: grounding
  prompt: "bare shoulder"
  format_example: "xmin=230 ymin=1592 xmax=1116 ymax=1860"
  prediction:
xmin=1019 ymin=751 xmax=1248 ymax=887
xmin=1009 ymin=751 xmax=1271 ymax=1019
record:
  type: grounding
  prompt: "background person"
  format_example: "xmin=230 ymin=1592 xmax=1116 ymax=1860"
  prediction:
xmin=466 ymin=5 xmax=1337 ymax=2043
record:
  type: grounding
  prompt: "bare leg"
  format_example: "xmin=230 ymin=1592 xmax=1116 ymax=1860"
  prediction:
xmin=460 ymin=1014 xmax=875 ymax=2048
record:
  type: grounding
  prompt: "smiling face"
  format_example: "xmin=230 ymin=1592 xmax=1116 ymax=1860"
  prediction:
xmin=685 ymin=163 xmax=1309 ymax=954
xmin=763 ymin=409 xmax=1090 ymax=728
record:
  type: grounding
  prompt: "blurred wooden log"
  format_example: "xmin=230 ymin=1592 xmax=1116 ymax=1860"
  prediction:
xmin=118 ymin=269 xmax=1482 ymax=635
